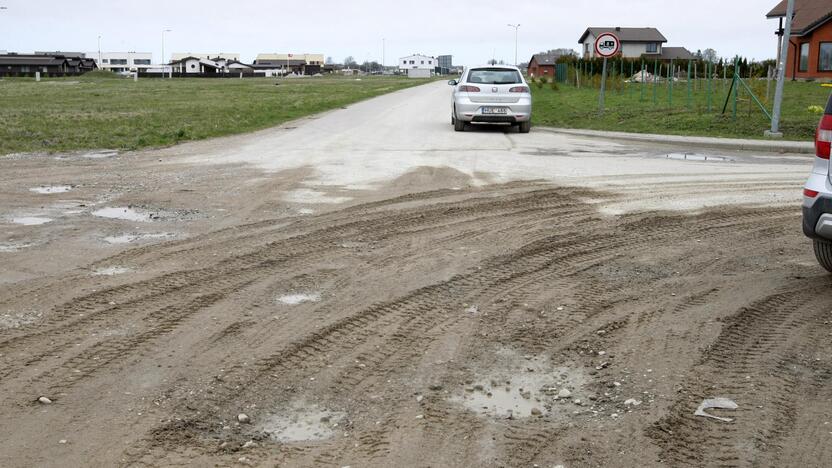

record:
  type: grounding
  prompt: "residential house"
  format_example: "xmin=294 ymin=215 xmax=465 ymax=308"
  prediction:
xmin=86 ymin=52 xmax=154 ymax=73
xmin=170 ymin=53 xmax=240 ymax=62
xmin=0 ymin=53 xmax=97 ymax=76
xmin=528 ymin=52 xmax=562 ymax=77
xmin=767 ymin=0 xmax=832 ymax=80
xmin=0 ymin=54 xmax=70 ymax=75
xmin=253 ymin=53 xmax=324 ymax=75
xmin=579 ymin=27 xmax=667 ymax=59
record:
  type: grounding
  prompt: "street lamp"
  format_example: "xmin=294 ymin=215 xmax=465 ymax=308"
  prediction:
xmin=162 ymin=29 xmax=172 ymax=77
xmin=97 ymin=35 xmax=102 ymax=69
xmin=507 ymin=24 xmax=520 ymax=66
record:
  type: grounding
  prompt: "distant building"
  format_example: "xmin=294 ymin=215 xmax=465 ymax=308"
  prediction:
xmin=0 ymin=53 xmax=96 ymax=76
xmin=253 ymin=53 xmax=324 ymax=75
xmin=528 ymin=52 xmax=562 ymax=77
xmin=658 ymin=47 xmax=695 ymax=61
xmin=399 ymin=54 xmax=436 ymax=76
xmin=86 ymin=52 xmax=153 ymax=73
xmin=767 ymin=0 xmax=832 ymax=80
xmin=438 ymin=55 xmax=453 ymax=69
xmin=170 ymin=52 xmax=240 ymax=62
xmin=578 ymin=27 xmax=667 ymax=59
xmin=167 ymin=56 xmax=253 ymax=75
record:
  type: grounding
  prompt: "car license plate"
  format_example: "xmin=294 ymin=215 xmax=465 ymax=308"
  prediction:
xmin=482 ymin=107 xmax=507 ymax=115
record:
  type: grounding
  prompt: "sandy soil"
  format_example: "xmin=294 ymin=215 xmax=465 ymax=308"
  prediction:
xmin=1 ymin=82 xmax=829 ymax=468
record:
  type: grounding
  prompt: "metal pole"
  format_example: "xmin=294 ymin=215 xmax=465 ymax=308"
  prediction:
xmin=98 ymin=35 xmax=102 ymax=70
xmin=599 ymin=57 xmax=608 ymax=115
xmin=668 ymin=59 xmax=674 ymax=107
xmin=162 ymin=29 xmax=171 ymax=78
xmin=653 ymin=59 xmax=658 ymax=104
xmin=687 ymin=60 xmax=692 ymax=108
xmin=640 ymin=60 xmax=645 ymax=101
xmin=707 ymin=61 xmax=712 ymax=112
xmin=768 ymin=0 xmax=795 ymax=137
xmin=507 ymin=24 xmax=520 ymax=66
xmin=733 ymin=57 xmax=739 ymax=120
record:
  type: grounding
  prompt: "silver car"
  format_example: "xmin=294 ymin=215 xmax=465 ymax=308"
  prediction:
xmin=448 ymin=65 xmax=532 ymax=133
xmin=802 ymin=92 xmax=832 ymax=271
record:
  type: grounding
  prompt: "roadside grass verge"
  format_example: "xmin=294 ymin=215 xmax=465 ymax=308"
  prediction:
xmin=531 ymin=79 xmax=830 ymax=141
xmin=0 ymin=75 xmax=430 ymax=155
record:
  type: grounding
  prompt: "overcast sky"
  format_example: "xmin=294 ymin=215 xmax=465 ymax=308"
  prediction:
xmin=0 ymin=0 xmax=780 ymax=65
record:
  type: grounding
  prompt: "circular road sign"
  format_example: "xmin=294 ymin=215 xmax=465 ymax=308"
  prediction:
xmin=594 ymin=33 xmax=621 ymax=58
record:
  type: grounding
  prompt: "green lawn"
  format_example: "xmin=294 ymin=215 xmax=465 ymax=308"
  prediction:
xmin=0 ymin=73 xmax=428 ymax=155
xmin=531 ymin=78 xmax=830 ymax=141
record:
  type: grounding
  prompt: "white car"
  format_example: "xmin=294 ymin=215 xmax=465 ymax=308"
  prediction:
xmin=448 ymin=65 xmax=532 ymax=133
xmin=802 ymin=93 xmax=832 ymax=270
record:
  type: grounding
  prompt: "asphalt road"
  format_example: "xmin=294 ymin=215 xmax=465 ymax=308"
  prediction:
xmin=0 ymin=80 xmax=827 ymax=468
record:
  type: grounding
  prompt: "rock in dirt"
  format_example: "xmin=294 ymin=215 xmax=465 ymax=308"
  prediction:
xmin=237 ymin=413 xmax=251 ymax=424
xmin=530 ymin=407 xmax=542 ymax=416
xmin=558 ymin=389 xmax=572 ymax=399
xmin=624 ymin=398 xmax=642 ymax=406
xmin=38 ymin=396 xmax=52 ymax=404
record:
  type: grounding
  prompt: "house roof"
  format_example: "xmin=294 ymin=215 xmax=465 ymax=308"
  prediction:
xmin=529 ymin=53 xmax=560 ymax=66
xmin=658 ymin=47 xmax=696 ymax=61
xmin=579 ymin=27 xmax=667 ymax=44
xmin=767 ymin=0 xmax=832 ymax=36
xmin=0 ymin=54 xmax=69 ymax=66
xmin=252 ymin=59 xmax=307 ymax=67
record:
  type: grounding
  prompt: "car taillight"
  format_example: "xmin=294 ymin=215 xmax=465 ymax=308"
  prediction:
xmin=816 ymin=115 xmax=832 ymax=159
xmin=804 ymin=188 xmax=820 ymax=198
xmin=509 ymin=86 xmax=530 ymax=93
xmin=459 ymin=85 xmax=480 ymax=93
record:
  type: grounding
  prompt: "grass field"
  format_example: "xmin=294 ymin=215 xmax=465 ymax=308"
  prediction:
xmin=0 ymin=73 xmax=428 ymax=155
xmin=531 ymin=78 xmax=831 ymax=141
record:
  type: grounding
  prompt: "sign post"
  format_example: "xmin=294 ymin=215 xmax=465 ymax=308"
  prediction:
xmin=595 ymin=32 xmax=620 ymax=115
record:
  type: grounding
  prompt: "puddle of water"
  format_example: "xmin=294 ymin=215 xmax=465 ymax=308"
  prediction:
xmin=277 ymin=293 xmax=321 ymax=305
xmin=451 ymin=351 xmax=587 ymax=420
xmin=82 ymin=150 xmax=118 ymax=159
xmin=664 ymin=152 xmax=731 ymax=162
xmin=10 ymin=217 xmax=53 ymax=226
xmin=102 ymin=232 xmax=174 ymax=244
xmin=0 ymin=242 xmax=33 ymax=252
xmin=261 ymin=407 xmax=346 ymax=443
xmin=92 ymin=207 xmax=151 ymax=222
xmin=30 ymin=185 xmax=73 ymax=194
xmin=0 ymin=311 xmax=41 ymax=329
xmin=283 ymin=189 xmax=353 ymax=205
xmin=92 ymin=266 xmax=132 ymax=276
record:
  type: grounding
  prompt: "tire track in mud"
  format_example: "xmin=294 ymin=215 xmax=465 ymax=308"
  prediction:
xmin=129 ymin=202 xmax=803 ymax=464
xmin=647 ymin=286 xmax=830 ymax=467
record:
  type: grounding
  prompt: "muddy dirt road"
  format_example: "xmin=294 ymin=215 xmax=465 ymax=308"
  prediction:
xmin=1 ymin=82 xmax=829 ymax=467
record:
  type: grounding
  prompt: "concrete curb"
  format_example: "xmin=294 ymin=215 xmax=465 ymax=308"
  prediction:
xmin=538 ymin=127 xmax=815 ymax=155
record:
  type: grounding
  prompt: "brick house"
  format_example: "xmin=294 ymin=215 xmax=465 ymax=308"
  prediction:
xmin=527 ymin=53 xmax=558 ymax=78
xmin=768 ymin=0 xmax=832 ymax=80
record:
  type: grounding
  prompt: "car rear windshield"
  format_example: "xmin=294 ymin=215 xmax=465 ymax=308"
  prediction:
xmin=467 ymin=68 xmax=522 ymax=85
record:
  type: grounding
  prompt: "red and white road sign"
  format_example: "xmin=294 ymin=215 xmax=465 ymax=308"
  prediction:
xmin=594 ymin=33 xmax=621 ymax=58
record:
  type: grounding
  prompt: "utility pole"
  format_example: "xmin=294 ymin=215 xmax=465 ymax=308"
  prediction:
xmin=507 ymin=24 xmax=520 ymax=66
xmin=162 ymin=29 xmax=172 ymax=77
xmin=767 ymin=0 xmax=794 ymax=138
xmin=382 ymin=38 xmax=385 ymax=70
xmin=97 ymin=35 xmax=102 ymax=69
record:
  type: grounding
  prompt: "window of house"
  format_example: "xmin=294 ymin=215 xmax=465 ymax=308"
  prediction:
xmin=646 ymin=43 xmax=657 ymax=53
xmin=820 ymin=43 xmax=832 ymax=72
xmin=800 ymin=43 xmax=810 ymax=72
xmin=134 ymin=59 xmax=151 ymax=65
xmin=102 ymin=59 xmax=109 ymax=64
xmin=110 ymin=59 xmax=127 ymax=65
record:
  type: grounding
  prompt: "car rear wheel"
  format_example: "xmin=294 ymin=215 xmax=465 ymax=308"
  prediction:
xmin=518 ymin=121 xmax=531 ymax=134
xmin=454 ymin=116 xmax=465 ymax=132
xmin=813 ymin=239 xmax=832 ymax=272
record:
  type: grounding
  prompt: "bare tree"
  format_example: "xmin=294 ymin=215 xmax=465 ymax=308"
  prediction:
xmin=702 ymin=48 xmax=718 ymax=63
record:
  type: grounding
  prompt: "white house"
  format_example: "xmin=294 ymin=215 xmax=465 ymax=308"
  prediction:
xmin=86 ymin=51 xmax=154 ymax=72
xmin=578 ymin=27 xmax=667 ymax=59
xmin=399 ymin=54 xmax=436 ymax=75
xmin=170 ymin=52 xmax=240 ymax=62
xmin=168 ymin=56 xmax=252 ymax=74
